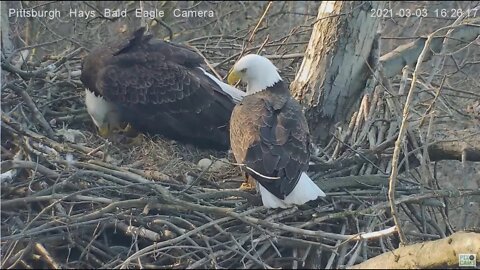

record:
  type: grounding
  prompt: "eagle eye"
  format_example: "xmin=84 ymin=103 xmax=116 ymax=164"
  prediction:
xmin=240 ymin=68 xmax=247 ymax=73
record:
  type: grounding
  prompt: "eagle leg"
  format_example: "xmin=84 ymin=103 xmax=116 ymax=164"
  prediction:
xmin=120 ymin=123 xmax=143 ymax=145
xmin=97 ymin=122 xmax=131 ymax=138
xmin=239 ymin=175 xmax=256 ymax=191
xmin=98 ymin=125 xmax=112 ymax=138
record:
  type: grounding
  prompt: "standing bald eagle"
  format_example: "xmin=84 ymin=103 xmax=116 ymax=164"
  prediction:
xmin=80 ymin=27 xmax=245 ymax=150
xmin=227 ymin=54 xmax=325 ymax=208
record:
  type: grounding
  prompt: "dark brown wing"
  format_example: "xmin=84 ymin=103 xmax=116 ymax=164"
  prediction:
xmin=100 ymin=53 xmax=235 ymax=149
xmin=81 ymin=27 xmax=204 ymax=96
xmin=230 ymin=86 xmax=310 ymax=199
xmin=81 ymin=27 xmax=237 ymax=149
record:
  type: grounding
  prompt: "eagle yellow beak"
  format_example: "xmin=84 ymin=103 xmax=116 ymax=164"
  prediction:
xmin=227 ymin=70 xmax=241 ymax=85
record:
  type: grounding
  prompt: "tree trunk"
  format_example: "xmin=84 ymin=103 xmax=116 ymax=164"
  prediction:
xmin=349 ymin=231 xmax=480 ymax=269
xmin=291 ymin=1 xmax=385 ymax=145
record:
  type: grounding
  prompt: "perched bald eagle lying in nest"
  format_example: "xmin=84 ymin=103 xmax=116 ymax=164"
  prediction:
xmin=227 ymin=54 xmax=326 ymax=208
xmin=80 ymin=27 xmax=245 ymax=150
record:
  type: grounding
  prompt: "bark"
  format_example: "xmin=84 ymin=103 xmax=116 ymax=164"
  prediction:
xmin=349 ymin=231 xmax=480 ymax=269
xmin=291 ymin=1 xmax=384 ymax=145
xmin=428 ymin=140 xmax=480 ymax=162
xmin=379 ymin=25 xmax=480 ymax=79
xmin=1 ymin=1 xmax=15 ymax=59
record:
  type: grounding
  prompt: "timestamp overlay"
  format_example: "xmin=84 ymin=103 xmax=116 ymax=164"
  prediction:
xmin=370 ymin=6 xmax=479 ymax=18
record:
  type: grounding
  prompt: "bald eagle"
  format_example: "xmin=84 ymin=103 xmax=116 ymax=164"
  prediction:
xmin=227 ymin=54 xmax=326 ymax=208
xmin=80 ymin=27 xmax=245 ymax=150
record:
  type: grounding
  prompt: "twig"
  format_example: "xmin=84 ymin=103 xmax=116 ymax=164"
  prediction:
xmin=1 ymin=160 xmax=60 ymax=179
xmin=189 ymin=45 xmax=223 ymax=80
xmin=120 ymin=208 xmax=260 ymax=268
xmin=236 ymin=1 xmax=274 ymax=61
xmin=114 ymin=221 xmax=163 ymax=242
xmin=247 ymin=2 xmax=273 ymax=44
xmin=387 ymin=19 xmax=476 ymax=246
xmin=34 ymin=242 xmax=61 ymax=269
xmin=5 ymin=82 xmax=56 ymax=138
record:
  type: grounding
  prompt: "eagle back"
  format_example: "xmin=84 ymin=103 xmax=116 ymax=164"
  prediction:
xmin=230 ymin=89 xmax=311 ymax=198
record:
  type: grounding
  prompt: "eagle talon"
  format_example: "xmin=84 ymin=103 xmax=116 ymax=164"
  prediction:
xmin=239 ymin=177 xmax=256 ymax=191
xmin=121 ymin=123 xmax=138 ymax=137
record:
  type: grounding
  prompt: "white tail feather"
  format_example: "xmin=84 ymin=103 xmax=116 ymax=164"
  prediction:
xmin=258 ymin=184 xmax=289 ymax=209
xmin=258 ymin=172 xmax=326 ymax=209
xmin=199 ymin=68 xmax=246 ymax=103
xmin=284 ymin=172 xmax=326 ymax=205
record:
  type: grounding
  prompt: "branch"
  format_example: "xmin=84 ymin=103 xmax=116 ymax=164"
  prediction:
xmin=379 ymin=23 xmax=480 ymax=78
xmin=4 ymin=82 xmax=56 ymax=139
xmin=314 ymin=175 xmax=390 ymax=191
xmin=349 ymin=231 xmax=480 ymax=269
xmin=428 ymin=140 xmax=480 ymax=162
xmin=0 ymin=160 xmax=60 ymax=179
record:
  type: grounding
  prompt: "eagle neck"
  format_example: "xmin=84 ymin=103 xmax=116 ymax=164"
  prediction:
xmin=265 ymin=80 xmax=290 ymax=95
xmin=246 ymin=79 xmax=286 ymax=96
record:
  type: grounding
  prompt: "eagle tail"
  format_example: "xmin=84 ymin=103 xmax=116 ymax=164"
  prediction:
xmin=258 ymin=172 xmax=326 ymax=209
xmin=284 ymin=172 xmax=326 ymax=205
xmin=258 ymin=184 xmax=290 ymax=209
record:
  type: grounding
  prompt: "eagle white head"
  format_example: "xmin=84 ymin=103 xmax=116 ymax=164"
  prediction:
xmin=227 ymin=54 xmax=282 ymax=95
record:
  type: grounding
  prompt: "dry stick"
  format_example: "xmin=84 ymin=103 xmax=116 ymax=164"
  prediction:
xmin=230 ymin=212 xmax=361 ymax=241
xmin=187 ymin=34 xmax=240 ymax=43
xmin=72 ymin=161 xmax=234 ymax=214
xmin=189 ymin=45 xmax=223 ymax=80
xmin=422 ymin=95 xmax=439 ymax=187
xmin=211 ymin=40 xmax=304 ymax=69
xmin=237 ymin=1 xmax=273 ymax=61
xmin=243 ymin=241 xmax=274 ymax=269
xmin=386 ymin=20 xmax=473 ymax=245
xmin=192 ymin=189 xmax=259 ymax=202
xmin=2 ymin=189 xmax=145 ymax=241
xmin=75 ymin=238 xmax=106 ymax=267
xmin=34 ymin=242 xmax=60 ymax=269
xmin=346 ymin=240 xmax=364 ymax=267
xmin=226 ymin=234 xmax=272 ymax=269
xmin=1 ymin=242 xmax=33 ymax=269
xmin=148 ymin=218 xmax=210 ymax=261
xmin=325 ymin=223 xmax=347 ymax=269
xmin=114 ymin=221 xmax=163 ymax=242
xmin=1 ymin=113 xmax=103 ymax=158
xmin=192 ymin=209 xmax=271 ymax=268
xmin=5 ymin=83 xmax=56 ymax=138
xmin=461 ymin=148 xmax=469 ymax=229
xmin=304 ymin=189 xmax=479 ymax=230
xmin=119 ymin=207 xmax=260 ymax=268
xmin=0 ymin=160 xmax=60 ymax=179
xmin=247 ymin=2 xmax=273 ymax=44
xmin=419 ymin=75 xmax=446 ymax=128
xmin=1 ymin=194 xmax=113 ymax=208
xmin=256 ymin=35 xmax=270 ymax=55
xmin=425 ymin=9 xmax=474 ymax=85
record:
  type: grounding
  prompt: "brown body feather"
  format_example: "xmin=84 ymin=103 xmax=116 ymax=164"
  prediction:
xmin=81 ymin=28 xmax=237 ymax=150
xmin=229 ymin=81 xmax=311 ymax=199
